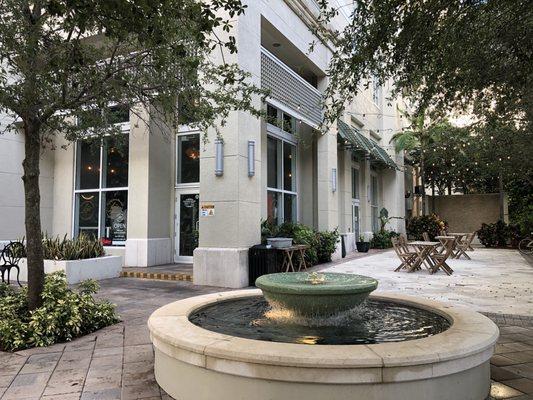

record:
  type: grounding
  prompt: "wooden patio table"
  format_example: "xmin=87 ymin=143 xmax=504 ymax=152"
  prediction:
xmin=407 ymin=241 xmax=440 ymax=272
xmin=278 ymin=244 xmax=310 ymax=272
xmin=447 ymin=233 xmax=468 ymax=259
xmin=435 ymin=235 xmax=457 ymax=254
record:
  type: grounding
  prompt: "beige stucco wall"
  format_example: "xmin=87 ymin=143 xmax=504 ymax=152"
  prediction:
xmin=429 ymin=194 xmax=507 ymax=233
xmin=0 ymin=123 xmax=54 ymax=241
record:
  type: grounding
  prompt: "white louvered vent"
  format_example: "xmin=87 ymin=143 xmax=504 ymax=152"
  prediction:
xmin=261 ymin=50 xmax=323 ymax=127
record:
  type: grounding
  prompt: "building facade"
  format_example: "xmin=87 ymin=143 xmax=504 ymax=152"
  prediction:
xmin=0 ymin=0 xmax=408 ymax=287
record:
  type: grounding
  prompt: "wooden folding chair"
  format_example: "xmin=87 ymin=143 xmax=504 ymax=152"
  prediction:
xmin=428 ymin=237 xmax=455 ymax=275
xmin=455 ymin=233 xmax=475 ymax=260
xmin=392 ymin=237 xmax=418 ymax=272
xmin=465 ymin=232 xmax=476 ymax=251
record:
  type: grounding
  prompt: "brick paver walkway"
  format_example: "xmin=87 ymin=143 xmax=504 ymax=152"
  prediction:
xmin=1 ymin=249 xmax=532 ymax=399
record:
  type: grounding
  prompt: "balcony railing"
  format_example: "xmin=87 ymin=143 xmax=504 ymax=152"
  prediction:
xmin=261 ymin=48 xmax=323 ymax=127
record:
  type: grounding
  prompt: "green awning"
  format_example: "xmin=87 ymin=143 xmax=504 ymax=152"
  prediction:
xmin=337 ymin=120 xmax=397 ymax=170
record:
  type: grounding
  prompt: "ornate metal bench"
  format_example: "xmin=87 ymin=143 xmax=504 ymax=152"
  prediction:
xmin=0 ymin=242 xmax=24 ymax=286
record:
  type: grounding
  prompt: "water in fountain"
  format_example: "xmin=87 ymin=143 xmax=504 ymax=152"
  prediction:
xmin=189 ymin=272 xmax=450 ymax=345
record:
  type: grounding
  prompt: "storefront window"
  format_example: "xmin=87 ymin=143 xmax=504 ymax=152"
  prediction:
xmin=351 ymin=168 xmax=359 ymax=199
xmin=176 ymin=134 xmax=200 ymax=184
xmin=74 ymin=115 xmax=129 ymax=246
xmin=267 ymin=136 xmax=297 ymax=224
xmin=265 ymin=103 xmax=298 ymax=135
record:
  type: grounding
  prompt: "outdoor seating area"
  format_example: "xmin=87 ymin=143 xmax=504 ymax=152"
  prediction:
xmin=392 ymin=232 xmax=477 ymax=275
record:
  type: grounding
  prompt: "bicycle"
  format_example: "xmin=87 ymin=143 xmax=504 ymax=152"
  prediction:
xmin=518 ymin=233 xmax=533 ymax=256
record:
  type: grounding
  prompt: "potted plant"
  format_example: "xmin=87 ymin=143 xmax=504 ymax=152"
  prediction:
xmin=356 ymin=234 xmax=370 ymax=253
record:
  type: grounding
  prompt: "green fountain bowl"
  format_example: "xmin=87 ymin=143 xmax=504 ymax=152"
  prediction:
xmin=255 ymin=272 xmax=378 ymax=317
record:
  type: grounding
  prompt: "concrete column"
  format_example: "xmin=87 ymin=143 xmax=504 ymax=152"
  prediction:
xmin=361 ymin=157 xmax=372 ymax=239
xmin=125 ymin=107 xmax=173 ymax=267
xmin=316 ymin=124 xmax=339 ymax=231
xmin=382 ymin=167 xmax=406 ymax=233
xmin=193 ymin=4 xmax=262 ymax=288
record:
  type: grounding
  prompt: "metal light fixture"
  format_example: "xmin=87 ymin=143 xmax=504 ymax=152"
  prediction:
xmin=331 ymin=168 xmax=337 ymax=192
xmin=247 ymin=140 xmax=255 ymax=177
xmin=215 ymin=138 xmax=224 ymax=176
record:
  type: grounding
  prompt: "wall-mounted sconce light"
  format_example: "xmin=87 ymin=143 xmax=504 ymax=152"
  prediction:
xmin=331 ymin=168 xmax=337 ymax=192
xmin=215 ymin=138 xmax=224 ymax=176
xmin=247 ymin=140 xmax=255 ymax=177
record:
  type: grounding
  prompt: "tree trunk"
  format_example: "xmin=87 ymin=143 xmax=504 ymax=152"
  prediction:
xmin=22 ymin=120 xmax=44 ymax=310
xmin=420 ymin=157 xmax=426 ymax=215
xmin=498 ymin=172 xmax=505 ymax=221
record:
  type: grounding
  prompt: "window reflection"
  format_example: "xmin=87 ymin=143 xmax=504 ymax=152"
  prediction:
xmin=75 ymin=192 xmax=100 ymax=239
xmin=77 ymin=140 xmax=101 ymax=190
xmin=104 ymin=137 xmax=128 ymax=188
xmin=267 ymin=137 xmax=279 ymax=188
xmin=267 ymin=191 xmax=281 ymax=224
xmin=177 ymin=134 xmax=200 ymax=184
xmin=283 ymin=143 xmax=296 ymax=192
xmin=101 ymin=191 xmax=128 ymax=246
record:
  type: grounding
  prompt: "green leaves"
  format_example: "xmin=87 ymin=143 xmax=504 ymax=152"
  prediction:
xmin=319 ymin=0 xmax=532 ymax=131
xmin=0 ymin=271 xmax=119 ymax=352
xmin=0 ymin=0 xmax=264 ymax=140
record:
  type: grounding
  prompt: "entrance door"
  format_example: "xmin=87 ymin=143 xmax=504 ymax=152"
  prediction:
xmin=174 ymin=192 xmax=199 ymax=263
xmin=352 ymin=201 xmax=360 ymax=239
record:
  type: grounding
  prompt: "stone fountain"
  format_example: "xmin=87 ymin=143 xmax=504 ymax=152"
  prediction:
xmin=148 ymin=271 xmax=499 ymax=400
xmin=255 ymin=272 xmax=378 ymax=316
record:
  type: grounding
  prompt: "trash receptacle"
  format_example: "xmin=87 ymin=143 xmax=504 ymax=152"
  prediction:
xmin=248 ymin=245 xmax=282 ymax=286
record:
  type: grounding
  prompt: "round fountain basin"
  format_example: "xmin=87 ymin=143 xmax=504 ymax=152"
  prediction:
xmin=148 ymin=290 xmax=499 ymax=400
xmin=255 ymin=272 xmax=378 ymax=316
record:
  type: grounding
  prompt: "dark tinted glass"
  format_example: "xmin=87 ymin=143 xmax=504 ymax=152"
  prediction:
xmin=77 ymin=140 xmax=101 ymax=190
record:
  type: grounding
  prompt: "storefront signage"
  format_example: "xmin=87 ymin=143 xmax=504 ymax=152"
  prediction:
xmin=200 ymin=204 xmax=215 ymax=217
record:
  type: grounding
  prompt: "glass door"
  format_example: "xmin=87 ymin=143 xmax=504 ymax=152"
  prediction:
xmin=174 ymin=192 xmax=199 ymax=263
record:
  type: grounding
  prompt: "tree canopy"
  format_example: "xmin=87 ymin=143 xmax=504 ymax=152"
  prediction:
xmin=0 ymin=0 xmax=264 ymax=309
xmin=318 ymin=0 xmax=532 ymax=130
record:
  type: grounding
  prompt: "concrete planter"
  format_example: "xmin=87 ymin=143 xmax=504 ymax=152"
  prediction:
xmin=18 ymin=256 xmax=122 ymax=284
xmin=267 ymin=237 xmax=293 ymax=248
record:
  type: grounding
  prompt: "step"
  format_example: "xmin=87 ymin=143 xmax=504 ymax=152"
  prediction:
xmin=120 ymin=270 xmax=193 ymax=282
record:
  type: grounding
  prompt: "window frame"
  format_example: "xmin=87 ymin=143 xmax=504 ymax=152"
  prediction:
xmin=371 ymin=76 xmax=381 ymax=106
xmin=72 ymin=122 xmax=130 ymax=246
xmin=266 ymin=134 xmax=298 ymax=225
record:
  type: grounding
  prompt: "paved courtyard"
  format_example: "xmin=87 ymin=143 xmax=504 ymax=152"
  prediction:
xmin=0 ymin=248 xmax=532 ymax=399
xmin=321 ymin=248 xmax=533 ymax=317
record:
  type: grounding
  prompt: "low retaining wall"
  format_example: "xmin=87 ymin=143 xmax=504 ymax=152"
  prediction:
xmin=17 ymin=255 xmax=123 ymax=284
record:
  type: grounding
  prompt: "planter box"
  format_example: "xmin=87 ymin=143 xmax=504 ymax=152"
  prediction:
xmin=267 ymin=237 xmax=293 ymax=248
xmin=18 ymin=256 xmax=123 ymax=285
xmin=356 ymin=242 xmax=370 ymax=253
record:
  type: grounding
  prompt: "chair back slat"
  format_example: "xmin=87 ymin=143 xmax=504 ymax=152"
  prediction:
xmin=2 ymin=242 xmax=24 ymax=266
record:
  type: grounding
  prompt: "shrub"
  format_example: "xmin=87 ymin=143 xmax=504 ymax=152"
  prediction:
xmin=370 ymin=230 xmax=399 ymax=249
xmin=406 ymin=214 xmax=448 ymax=240
xmin=14 ymin=234 xmax=105 ymax=261
xmin=260 ymin=220 xmax=338 ymax=265
xmin=477 ymin=220 xmax=522 ymax=248
xmin=316 ymin=229 xmax=340 ymax=263
xmin=0 ymin=271 xmax=119 ymax=352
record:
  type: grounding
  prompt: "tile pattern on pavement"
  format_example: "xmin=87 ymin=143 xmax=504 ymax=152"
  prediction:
xmin=1 ymin=248 xmax=532 ymax=399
